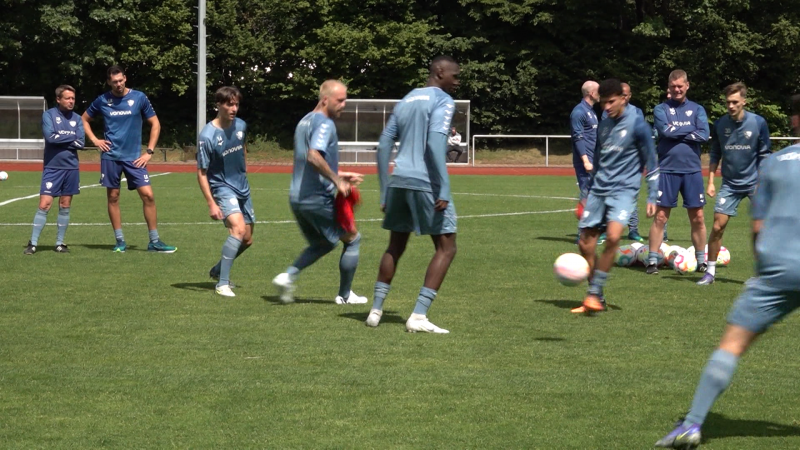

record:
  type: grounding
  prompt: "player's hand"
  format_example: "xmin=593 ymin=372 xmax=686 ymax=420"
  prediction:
xmin=93 ymin=138 xmax=112 ymax=152
xmin=208 ymin=204 xmax=224 ymax=221
xmin=583 ymin=161 xmax=593 ymax=172
xmin=339 ymin=171 xmax=364 ymax=186
xmin=706 ymin=184 xmax=716 ymax=198
xmin=434 ymin=199 xmax=449 ymax=211
xmin=133 ymin=153 xmax=151 ymax=168
xmin=646 ymin=202 xmax=657 ymax=218
xmin=380 ymin=204 xmax=386 ymax=213
xmin=335 ymin=179 xmax=351 ymax=197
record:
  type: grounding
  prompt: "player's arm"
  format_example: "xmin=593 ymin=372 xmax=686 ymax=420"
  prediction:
xmin=683 ymin=105 xmax=710 ymax=143
xmin=308 ymin=149 xmax=348 ymax=195
xmin=133 ymin=115 xmax=160 ymax=168
xmin=41 ymin=112 xmax=61 ymax=145
xmin=756 ymin=117 xmax=772 ymax=167
xmin=579 ymin=135 xmax=603 ymax=202
xmin=427 ymin=130 xmax=451 ymax=209
xmin=708 ymin=122 xmax=721 ymax=197
xmin=570 ymin=109 xmax=592 ymax=171
xmin=751 ymin=155 xmax=773 ymax=261
xmin=377 ymin=114 xmax=398 ymax=206
xmin=636 ymin=119 xmax=660 ymax=216
xmin=653 ymin=104 xmax=695 ymax=140
xmin=81 ymin=101 xmax=111 ymax=152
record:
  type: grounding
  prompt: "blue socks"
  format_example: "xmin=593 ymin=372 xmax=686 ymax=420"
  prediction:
xmin=648 ymin=251 xmax=659 ymax=266
xmin=588 ymin=270 xmax=608 ymax=297
xmin=696 ymin=250 xmax=706 ymax=265
xmin=55 ymin=207 xmax=70 ymax=246
xmin=291 ymin=241 xmax=336 ymax=274
xmin=30 ymin=208 xmax=49 ymax=246
xmin=372 ymin=282 xmax=391 ymax=311
xmin=413 ymin=287 xmax=437 ymax=315
xmin=218 ymin=235 xmax=242 ymax=287
xmin=629 ymin=208 xmax=639 ymax=233
xmin=114 ymin=228 xmax=125 ymax=242
xmin=685 ymin=349 xmax=739 ymax=426
xmin=148 ymin=229 xmax=160 ymax=244
xmin=211 ymin=241 xmax=251 ymax=276
xmin=338 ymin=234 xmax=361 ymax=298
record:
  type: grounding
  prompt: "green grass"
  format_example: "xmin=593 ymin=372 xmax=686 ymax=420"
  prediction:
xmin=1 ymin=171 xmax=799 ymax=449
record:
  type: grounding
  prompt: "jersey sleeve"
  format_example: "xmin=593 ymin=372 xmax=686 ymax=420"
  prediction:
xmin=68 ymin=115 xmax=86 ymax=150
xmin=196 ymin=133 xmax=213 ymax=170
xmin=377 ymin=114 xmax=398 ymax=204
xmin=684 ymin=105 xmax=709 ymax=143
xmin=429 ymin=95 xmax=455 ymax=136
xmin=635 ymin=118 xmax=660 ymax=203
xmin=570 ymin=108 xmax=589 ymax=157
xmin=140 ymin=93 xmax=156 ymax=119
xmin=310 ymin=118 xmax=334 ymax=155
xmin=756 ymin=116 xmax=772 ymax=166
xmin=84 ymin=96 xmax=102 ymax=119
xmin=42 ymin=112 xmax=59 ymax=144
xmin=751 ymin=155 xmax=773 ymax=220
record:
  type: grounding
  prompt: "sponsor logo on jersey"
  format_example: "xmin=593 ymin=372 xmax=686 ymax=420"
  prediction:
xmin=127 ymin=99 xmax=135 ymax=107
xmin=686 ymin=110 xmax=693 ymax=117
xmin=236 ymin=131 xmax=243 ymax=140
xmin=222 ymin=144 xmax=244 ymax=157
xmin=725 ymin=144 xmax=751 ymax=150
xmin=69 ymin=121 xmax=76 ymax=127
xmin=671 ymin=121 xmax=692 ymax=127
xmin=109 ymin=110 xmax=132 ymax=116
xmin=57 ymin=130 xmax=76 ymax=136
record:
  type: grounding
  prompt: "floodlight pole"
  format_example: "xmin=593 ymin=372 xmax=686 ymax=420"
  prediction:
xmin=196 ymin=0 xmax=207 ymax=139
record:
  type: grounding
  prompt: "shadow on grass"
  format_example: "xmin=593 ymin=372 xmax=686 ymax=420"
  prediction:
xmin=534 ymin=299 xmax=622 ymax=311
xmin=533 ymin=337 xmax=566 ymax=342
xmin=338 ymin=311 xmax=406 ymax=324
xmin=535 ymin=236 xmax=577 ymax=244
xmin=74 ymin=243 xmax=138 ymax=251
xmin=703 ymin=412 xmax=800 ymax=442
xmin=662 ymin=275 xmax=744 ymax=285
xmin=171 ymin=281 xmax=216 ymax=292
xmin=261 ymin=295 xmax=331 ymax=305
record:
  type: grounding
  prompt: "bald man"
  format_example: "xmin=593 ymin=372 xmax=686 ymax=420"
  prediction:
xmin=571 ymin=81 xmax=600 ymax=242
xmin=272 ymin=80 xmax=368 ymax=305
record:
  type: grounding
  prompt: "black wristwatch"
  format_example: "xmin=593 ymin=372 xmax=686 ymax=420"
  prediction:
xmin=146 ymin=148 xmax=154 ymax=155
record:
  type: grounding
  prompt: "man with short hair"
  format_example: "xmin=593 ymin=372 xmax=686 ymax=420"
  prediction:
xmin=572 ymin=78 xmax=659 ymax=314
xmin=646 ymin=70 xmax=709 ymax=275
xmin=81 ymin=65 xmax=176 ymax=253
xmin=446 ymin=127 xmax=463 ymax=162
xmin=197 ymin=86 xmax=253 ymax=298
xmin=272 ymin=80 xmax=367 ymax=305
xmin=655 ymin=143 xmax=800 ymax=449
xmin=365 ymin=56 xmax=460 ymax=334
xmin=697 ymin=83 xmax=771 ymax=286
xmin=24 ymin=85 xmax=85 ymax=255
xmin=571 ymin=81 xmax=599 ymax=194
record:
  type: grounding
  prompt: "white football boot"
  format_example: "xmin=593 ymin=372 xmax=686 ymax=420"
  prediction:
xmin=272 ymin=273 xmax=296 ymax=304
xmin=406 ymin=313 xmax=449 ymax=334
xmin=335 ymin=291 xmax=368 ymax=305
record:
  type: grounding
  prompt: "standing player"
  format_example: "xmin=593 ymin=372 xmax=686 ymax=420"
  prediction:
xmin=646 ymin=70 xmax=709 ymax=275
xmin=272 ymin=80 xmax=367 ymax=305
xmin=571 ymin=79 xmax=659 ymax=314
xmin=570 ymin=81 xmax=599 ymax=195
xmin=81 ymin=65 xmax=176 ymax=253
xmin=654 ymin=144 xmax=800 ymax=448
xmin=364 ymin=56 xmax=460 ymax=333
xmin=24 ymin=85 xmax=85 ymax=255
xmin=197 ymin=87 xmax=253 ymax=298
xmin=698 ymin=83 xmax=771 ymax=286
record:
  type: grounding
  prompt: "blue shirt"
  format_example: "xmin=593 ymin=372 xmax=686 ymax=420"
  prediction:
xmin=85 ymin=89 xmax=156 ymax=161
xmin=197 ymin=118 xmax=250 ymax=198
xmin=42 ymin=107 xmax=84 ymax=170
xmin=710 ymin=111 xmax=771 ymax=192
xmin=570 ymin=100 xmax=598 ymax=165
xmin=653 ymin=99 xmax=710 ymax=173
xmin=377 ymin=86 xmax=454 ymax=204
xmin=290 ymin=112 xmax=339 ymax=205
xmin=751 ymin=145 xmax=800 ymax=288
xmin=590 ymin=105 xmax=660 ymax=203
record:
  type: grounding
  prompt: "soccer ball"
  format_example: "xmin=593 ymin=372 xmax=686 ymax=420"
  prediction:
xmin=636 ymin=245 xmax=665 ymax=266
xmin=673 ymin=251 xmax=698 ymax=274
xmin=665 ymin=246 xmax=685 ymax=266
xmin=717 ymin=246 xmax=731 ymax=266
xmin=0 ymin=171 xmax=8 ymax=181
xmin=554 ymin=253 xmax=590 ymax=286
xmin=615 ymin=245 xmax=637 ymax=267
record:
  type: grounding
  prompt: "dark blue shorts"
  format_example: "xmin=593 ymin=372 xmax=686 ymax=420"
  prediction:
xmin=656 ymin=172 xmax=706 ymax=209
xmin=100 ymin=160 xmax=152 ymax=191
xmin=40 ymin=168 xmax=80 ymax=197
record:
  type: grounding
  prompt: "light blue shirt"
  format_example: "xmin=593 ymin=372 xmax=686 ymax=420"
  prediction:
xmin=290 ymin=112 xmax=339 ymax=205
xmin=197 ymin=118 xmax=250 ymax=198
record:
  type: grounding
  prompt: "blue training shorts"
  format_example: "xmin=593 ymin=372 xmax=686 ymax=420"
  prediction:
xmin=382 ymin=187 xmax=457 ymax=236
xmin=214 ymin=187 xmax=255 ymax=224
xmin=714 ymin=184 xmax=753 ymax=217
xmin=40 ymin=168 xmax=80 ymax=197
xmin=727 ymin=277 xmax=800 ymax=334
xmin=657 ymin=172 xmax=706 ymax=209
xmin=578 ymin=190 xmax=636 ymax=230
xmin=291 ymin=201 xmax=343 ymax=246
xmin=100 ymin=159 xmax=151 ymax=191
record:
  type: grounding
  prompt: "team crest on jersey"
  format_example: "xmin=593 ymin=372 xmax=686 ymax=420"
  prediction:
xmin=69 ymin=121 xmax=76 ymax=127
xmin=216 ymin=135 xmax=224 ymax=147
xmin=127 ymin=99 xmax=134 ymax=107
xmin=46 ymin=182 xmax=53 ymax=189
xmin=745 ymin=131 xmax=752 ymax=139
xmin=106 ymin=96 xmax=114 ymax=106
xmin=686 ymin=110 xmax=693 ymax=117
xmin=55 ymin=117 xmax=62 ymax=124
xmin=619 ymin=130 xmax=627 ymax=138
xmin=236 ymin=131 xmax=243 ymax=140
xmin=724 ymin=128 xmax=731 ymax=136
xmin=669 ymin=108 xmax=676 ymax=115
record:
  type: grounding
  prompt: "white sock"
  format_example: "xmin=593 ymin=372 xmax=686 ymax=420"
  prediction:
xmin=707 ymin=261 xmax=716 ymax=276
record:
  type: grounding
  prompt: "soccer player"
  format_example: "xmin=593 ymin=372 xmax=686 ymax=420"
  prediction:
xmin=364 ymin=56 xmax=460 ymax=334
xmin=24 ymin=85 xmax=85 ymax=255
xmin=197 ymin=87 xmax=253 ymax=298
xmin=571 ymin=79 xmax=659 ymax=314
xmin=272 ymin=80 xmax=367 ymax=305
xmin=570 ymin=81 xmax=599 ymax=199
xmin=81 ymin=65 xmax=176 ymax=253
xmin=697 ymin=83 xmax=771 ymax=286
xmin=654 ymin=144 xmax=800 ymax=448
xmin=646 ymin=70 xmax=709 ymax=275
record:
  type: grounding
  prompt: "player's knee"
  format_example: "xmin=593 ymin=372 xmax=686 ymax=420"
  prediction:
xmin=139 ymin=191 xmax=155 ymax=204
xmin=604 ymin=234 xmax=621 ymax=248
xmin=713 ymin=220 xmax=727 ymax=235
xmin=229 ymin=224 xmax=247 ymax=239
xmin=107 ymin=192 xmax=120 ymax=204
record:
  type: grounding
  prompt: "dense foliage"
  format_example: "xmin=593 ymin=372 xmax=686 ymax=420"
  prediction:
xmin=2 ymin=0 xmax=798 ymax=145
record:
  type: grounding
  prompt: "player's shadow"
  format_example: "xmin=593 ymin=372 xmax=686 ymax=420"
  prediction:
xmin=338 ymin=311 xmax=406 ymax=324
xmin=533 ymin=336 xmax=566 ymax=342
xmin=74 ymin=243 xmax=141 ymax=251
xmin=171 ymin=281 xmax=216 ymax=292
xmin=534 ymin=299 xmax=622 ymax=311
xmin=261 ymin=295 xmax=331 ymax=305
xmin=662 ymin=275 xmax=744 ymax=284
xmin=535 ymin=236 xmax=578 ymax=244
xmin=702 ymin=412 xmax=800 ymax=442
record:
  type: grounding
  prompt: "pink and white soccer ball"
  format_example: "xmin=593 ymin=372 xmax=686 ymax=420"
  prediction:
xmin=688 ymin=245 xmax=731 ymax=266
xmin=673 ymin=251 xmax=697 ymax=274
xmin=554 ymin=253 xmax=590 ymax=286
xmin=665 ymin=246 xmax=685 ymax=266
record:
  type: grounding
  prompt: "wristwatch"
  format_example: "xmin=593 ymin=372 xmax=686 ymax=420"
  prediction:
xmin=146 ymin=148 xmax=154 ymax=155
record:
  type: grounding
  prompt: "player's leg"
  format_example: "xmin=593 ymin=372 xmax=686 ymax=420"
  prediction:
xmin=26 ymin=190 xmax=54 ymax=254
xmin=100 ymin=160 xmax=126 ymax=251
xmin=698 ymin=213 xmax=729 ymax=285
xmin=575 ymin=172 xmax=591 ymax=243
xmin=627 ymin=194 xmax=644 ymax=242
xmin=335 ymin=230 xmax=366 ymax=304
xmin=210 ymin=196 xmax=255 ymax=281
xmin=214 ymin=212 xmax=246 ymax=297
xmin=682 ymin=172 xmax=708 ymax=271
xmin=648 ymin=174 xmax=678 ymax=274
xmin=54 ymin=169 xmax=79 ymax=252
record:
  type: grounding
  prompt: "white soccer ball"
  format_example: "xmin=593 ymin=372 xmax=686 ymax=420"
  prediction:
xmin=717 ymin=246 xmax=731 ymax=266
xmin=615 ymin=245 xmax=637 ymax=267
xmin=0 ymin=171 xmax=8 ymax=181
xmin=554 ymin=253 xmax=590 ymax=286
xmin=673 ymin=251 xmax=698 ymax=274
xmin=665 ymin=246 xmax=685 ymax=266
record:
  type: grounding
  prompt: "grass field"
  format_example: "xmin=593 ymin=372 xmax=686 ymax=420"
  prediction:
xmin=2 ymin=170 xmax=800 ymax=449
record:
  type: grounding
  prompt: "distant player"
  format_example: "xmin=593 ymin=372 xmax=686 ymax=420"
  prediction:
xmin=364 ymin=56 xmax=460 ymax=333
xmin=81 ymin=65 xmax=176 ymax=253
xmin=24 ymin=85 xmax=85 ymax=255
xmin=697 ymin=83 xmax=771 ymax=286
xmin=197 ymin=86 xmax=253 ymax=298
xmin=571 ymin=79 xmax=658 ymax=314
xmin=646 ymin=70 xmax=709 ymax=275
xmin=655 ymin=144 xmax=800 ymax=448
xmin=272 ymin=80 xmax=367 ymax=305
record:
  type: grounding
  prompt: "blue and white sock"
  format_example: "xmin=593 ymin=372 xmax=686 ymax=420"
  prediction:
xmin=338 ymin=233 xmax=361 ymax=298
xmin=30 ymin=208 xmax=49 ymax=246
xmin=685 ymin=349 xmax=739 ymax=426
xmin=412 ymin=287 xmax=437 ymax=315
xmin=55 ymin=207 xmax=70 ymax=246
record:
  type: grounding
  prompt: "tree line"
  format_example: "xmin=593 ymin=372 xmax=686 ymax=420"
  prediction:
xmin=2 ymin=0 xmax=798 ymax=146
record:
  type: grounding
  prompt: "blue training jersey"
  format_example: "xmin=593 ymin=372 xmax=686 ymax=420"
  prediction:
xmin=42 ymin=107 xmax=84 ymax=170
xmin=589 ymin=105 xmax=659 ymax=203
xmin=571 ymin=99 xmax=598 ymax=165
xmin=197 ymin=118 xmax=250 ymax=198
xmin=653 ymin=99 xmax=709 ymax=173
xmin=377 ymin=86 xmax=454 ymax=204
xmin=290 ymin=111 xmax=339 ymax=205
xmin=710 ymin=111 xmax=771 ymax=192
xmin=751 ymin=145 xmax=800 ymax=288
xmin=85 ymin=89 xmax=156 ymax=161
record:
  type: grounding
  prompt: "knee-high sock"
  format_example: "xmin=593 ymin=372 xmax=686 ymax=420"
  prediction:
xmin=218 ymin=235 xmax=242 ymax=287
xmin=413 ymin=287 xmax=437 ymax=315
xmin=30 ymin=208 xmax=49 ymax=246
xmin=685 ymin=349 xmax=739 ymax=426
xmin=211 ymin=241 xmax=251 ymax=276
xmin=588 ymin=270 xmax=608 ymax=297
xmin=56 ymin=207 xmax=70 ymax=246
xmin=290 ymin=241 xmax=336 ymax=276
xmin=628 ymin=207 xmax=639 ymax=234
xmin=338 ymin=233 xmax=361 ymax=298
xmin=372 ymin=281 xmax=391 ymax=311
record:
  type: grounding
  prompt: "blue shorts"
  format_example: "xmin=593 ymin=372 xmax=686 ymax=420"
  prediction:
xmin=214 ymin=188 xmax=255 ymax=224
xmin=727 ymin=277 xmax=800 ymax=334
xmin=657 ymin=172 xmax=706 ymax=209
xmin=100 ymin=160 xmax=152 ymax=191
xmin=382 ymin=187 xmax=457 ymax=235
xmin=578 ymin=190 xmax=636 ymax=229
xmin=40 ymin=168 xmax=80 ymax=197
xmin=291 ymin=201 xmax=342 ymax=246
xmin=714 ymin=184 xmax=753 ymax=217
